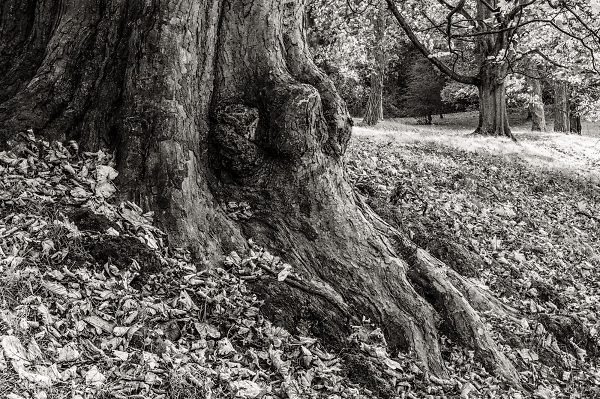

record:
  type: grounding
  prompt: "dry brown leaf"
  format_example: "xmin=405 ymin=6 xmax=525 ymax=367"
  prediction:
xmin=84 ymin=315 xmax=115 ymax=334
xmin=40 ymin=280 xmax=68 ymax=297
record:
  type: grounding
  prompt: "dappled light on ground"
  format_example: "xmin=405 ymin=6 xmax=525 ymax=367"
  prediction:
xmin=352 ymin=113 xmax=600 ymax=185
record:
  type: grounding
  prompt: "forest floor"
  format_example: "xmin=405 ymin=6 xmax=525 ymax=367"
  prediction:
xmin=1 ymin=112 xmax=600 ymax=398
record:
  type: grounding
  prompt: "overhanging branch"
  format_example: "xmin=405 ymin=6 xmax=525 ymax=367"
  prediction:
xmin=384 ymin=0 xmax=479 ymax=85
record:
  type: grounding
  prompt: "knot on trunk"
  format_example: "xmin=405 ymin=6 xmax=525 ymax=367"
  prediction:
xmin=266 ymin=84 xmax=325 ymax=160
xmin=322 ymin=110 xmax=352 ymax=157
xmin=212 ymin=104 xmax=264 ymax=176
xmin=216 ymin=104 xmax=259 ymax=141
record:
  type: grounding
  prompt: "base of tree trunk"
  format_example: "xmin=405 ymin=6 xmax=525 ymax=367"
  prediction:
xmin=473 ymin=125 xmax=517 ymax=141
xmin=475 ymin=64 xmax=516 ymax=141
xmin=415 ymin=115 xmax=432 ymax=125
xmin=0 ymin=0 xmax=540 ymax=389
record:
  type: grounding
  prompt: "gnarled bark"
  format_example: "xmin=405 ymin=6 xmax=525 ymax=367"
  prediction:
xmin=0 ymin=0 xmax=520 ymax=386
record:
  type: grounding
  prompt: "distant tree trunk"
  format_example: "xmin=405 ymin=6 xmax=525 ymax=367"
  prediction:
xmin=554 ymin=81 xmax=570 ymax=133
xmin=0 ymin=0 xmax=521 ymax=386
xmin=475 ymin=61 xmax=514 ymax=139
xmin=363 ymin=2 xmax=386 ymax=125
xmin=569 ymin=102 xmax=582 ymax=134
xmin=526 ymin=62 xmax=547 ymax=132
xmin=472 ymin=0 xmax=514 ymax=140
xmin=569 ymin=115 xmax=581 ymax=134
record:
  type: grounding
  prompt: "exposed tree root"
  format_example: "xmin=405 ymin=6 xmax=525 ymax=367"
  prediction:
xmin=537 ymin=314 xmax=599 ymax=358
xmin=405 ymin=248 xmax=520 ymax=383
xmin=356 ymin=196 xmax=521 ymax=385
xmin=367 ymin=196 xmax=520 ymax=319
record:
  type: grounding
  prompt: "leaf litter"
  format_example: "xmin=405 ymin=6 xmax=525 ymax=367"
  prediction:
xmin=1 ymin=127 xmax=600 ymax=398
xmin=0 ymin=133 xmax=428 ymax=399
xmin=346 ymin=130 xmax=600 ymax=398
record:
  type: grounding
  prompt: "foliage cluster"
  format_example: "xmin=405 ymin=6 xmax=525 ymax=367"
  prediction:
xmin=309 ymin=0 xmax=600 ymax=122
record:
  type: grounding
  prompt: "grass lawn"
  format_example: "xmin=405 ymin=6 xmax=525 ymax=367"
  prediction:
xmin=353 ymin=110 xmax=600 ymax=185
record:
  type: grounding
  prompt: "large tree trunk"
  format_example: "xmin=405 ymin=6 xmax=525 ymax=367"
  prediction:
xmin=472 ymin=0 xmax=515 ymax=140
xmin=0 ymin=0 xmax=520 ymax=385
xmin=475 ymin=62 xmax=515 ymax=139
xmin=362 ymin=2 xmax=386 ymax=125
xmin=526 ymin=62 xmax=547 ymax=132
xmin=554 ymin=80 xmax=570 ymax=133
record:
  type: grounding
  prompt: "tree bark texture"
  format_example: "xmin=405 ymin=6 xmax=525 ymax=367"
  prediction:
xmin=362 ymin=2 xmax=386 ymax=125
xmin=0 ymin=0 xmax=520 ymax=385
xmin=569 ymin=102 xmax=582 ymax=135
xmin=526 ymin=62 xmax=547 ymax=132
xmin=475 ymin=62 xmax=514 ymax=138
xmin=473 ymin=1 xmax=515 ymax=139
xmin=554 ymin=81 xmax=570 ymax=133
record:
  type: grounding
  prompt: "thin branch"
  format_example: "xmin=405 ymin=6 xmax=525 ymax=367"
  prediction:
xmin=521 ymin=48 xmax=570 ymax=69
xmin=506 ymin=0 xmax=537 ymax=21
xmin=478 ymin=0 xmax=500 ymax=13
xmin=561 ymin=1 xmax=600 ymax=43
xmin=446 ymin=0 xmax=468 ymax=53
xmin=436 ymin=0 xmax=476 ymax=27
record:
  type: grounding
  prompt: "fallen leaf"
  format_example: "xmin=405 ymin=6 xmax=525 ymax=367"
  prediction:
xmin=113 ymin=350 xmax=129 ymax=361
xmin=40 ymin=280 xmax=69 ymax=297
xmin=56 ymin=342 xmax=81 ymax=362
xmin=2 ymin=335 xmax=29 ymax=364
xmin=84 ymin=315 xmax=115 ymax=334
xmin=230 ymin=380 xmax=262 ymax=398
xmin=217 ymin=338 xmax=236 ymax=356
xmin=85 ymin=365 xmax=106 ymax=388
xmin=27 ymin=338 xmax=43 ymax=361
xmin=194 ymin=322 xmax=220 ymax=339
xmin=277 ymin=263 xmax=292 ymax=282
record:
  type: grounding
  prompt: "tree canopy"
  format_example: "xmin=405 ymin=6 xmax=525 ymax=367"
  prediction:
xmin=308 ymin=0 xmax=600 ymax=129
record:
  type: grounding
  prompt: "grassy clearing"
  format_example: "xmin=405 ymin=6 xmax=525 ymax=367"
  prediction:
xmin=353 ymin=111 xmax=600 ymax=183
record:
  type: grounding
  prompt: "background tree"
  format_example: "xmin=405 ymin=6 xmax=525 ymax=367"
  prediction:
xmin=384 ymin=0 xmax=600 ymax=138
xmin=525 ymin=59 xmax=547 ymax=132
xmin=554 ymin=80 xmax=571 ymax=132
xmin=400 ymin=56 xmax=448 ymax=124
xmin=363 ymin=1 xmax=388 ymax=125
xmin=307 ymin=0 xmax=372 ymax=116
xmin=441 ymin=81 xmax=480 ymax=110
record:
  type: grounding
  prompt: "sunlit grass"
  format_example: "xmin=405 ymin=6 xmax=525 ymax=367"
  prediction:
xmin=352 ymin=111 xmax=600 ymax=184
